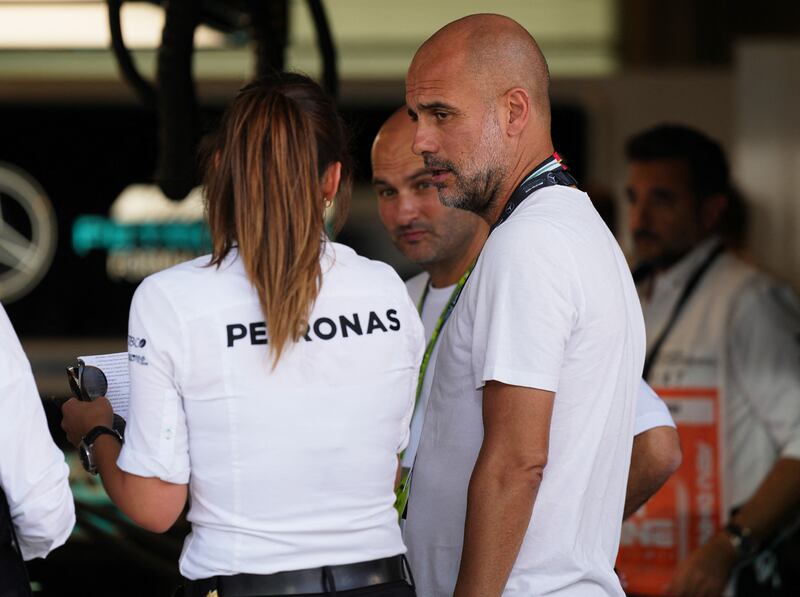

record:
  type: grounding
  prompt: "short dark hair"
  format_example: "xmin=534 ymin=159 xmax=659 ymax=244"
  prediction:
xmin=625 ymin=124 xmax=729 ymax=201
xmin=626 ymin=124 xmax=747 ymax=248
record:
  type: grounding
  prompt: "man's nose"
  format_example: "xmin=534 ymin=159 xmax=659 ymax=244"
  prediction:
xmin=628 ymin=198 xmax=649 ymax=232
xmin=396 ymin=193 xmax=420 ymax=225
xmin=412 ymin=120 xmax=438 ymax=156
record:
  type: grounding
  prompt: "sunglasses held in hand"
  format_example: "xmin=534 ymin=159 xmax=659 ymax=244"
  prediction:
xmin=65 ymin=361 xmax=126 ymax=436
xmin=66 ymin=362 xmax=108 ymax=401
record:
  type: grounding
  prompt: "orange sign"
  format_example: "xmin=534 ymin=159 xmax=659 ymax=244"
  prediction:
xmin=616 ymin=387 xmax=725 ymax=596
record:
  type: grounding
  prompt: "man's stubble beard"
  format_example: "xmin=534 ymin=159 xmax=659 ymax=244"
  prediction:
xmin=437 ymin=167 xmax=505 ymax=217
xmin=431 ymin=115 xmax=507 ymax=217
xmin=632 ymin=227 xmax=704 ymax=273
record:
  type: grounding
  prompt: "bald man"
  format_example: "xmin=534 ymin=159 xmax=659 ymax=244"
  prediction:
xmin=373 ymin=108 xmax=679 ymax=518
xmin=403 ymin=16 xmax=647 ymax=596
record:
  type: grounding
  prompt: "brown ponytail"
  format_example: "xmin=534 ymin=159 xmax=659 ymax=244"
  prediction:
xmin=205 ymin=73 xmax=351 ymax=364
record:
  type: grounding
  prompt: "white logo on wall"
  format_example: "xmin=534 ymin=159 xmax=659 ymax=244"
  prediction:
xmin=106 ymin=184 xmax=206 ymax=282
xmin=0 ymin=163 xmax=57 ymax=303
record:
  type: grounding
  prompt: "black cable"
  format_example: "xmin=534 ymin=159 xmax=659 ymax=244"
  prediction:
xmin=248 ymin=0 xmax=288 ymax=78
xmin=106 ymin=0 xmax=157 ymax=109
xmin=155 ymin=0 xmax=201 ymax=200
xmin=306 ymin=0 xmax=339 ymax=99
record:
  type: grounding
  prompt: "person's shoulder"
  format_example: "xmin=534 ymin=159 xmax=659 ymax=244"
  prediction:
xmin=132 ymin=253 xmax=236 ymax=312
xmin=136 ymin=253 xmax=207 ymax=292
xmin=404 ymin=271 xmax=430 ymax=304
xmin=143 ymin=253 xmax=218 ymax=284
xmin=324 ymin=241 xmax=389 ymax=273
xmin=0 ymin=304 xmax=31 ymax=379
xmin=485 ymin=195 xmax=573 ymax=256
xmin=521 ymin=184 xmax=587 ymax=210
xmin=712 ymin=253 xmax=781 ymax=300
xmin=324 ymin=242 xmax=405 ymax=294
xmin=501 ymin=184 xmax=588 ymax=230
xmin=722 ymin=257 xmax=800 ymax=320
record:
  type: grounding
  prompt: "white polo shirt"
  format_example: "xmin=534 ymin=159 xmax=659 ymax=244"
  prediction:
xmin=0 ymin=304 xmax=74 ymax=560
xmin=639 ymin=238 xmax=800 ymax=509
xmin=402 ymin=273 xmax=673 ymax=467
xmin=117 ymin=242 xmax=425 ymax=580
xmin=404 ymin=186 xmax=646 ymax=596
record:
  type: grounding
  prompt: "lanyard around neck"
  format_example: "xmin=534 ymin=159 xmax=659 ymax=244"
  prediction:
xmin=414 ymin=264 xmax=475 ymax=403
xmin=394 ymin=263 xmax=474 ymax=519
xmin=641 ymin=243 xmax=725 ymax=381
xmin=490 ymin=152 xmax=578 ymax=233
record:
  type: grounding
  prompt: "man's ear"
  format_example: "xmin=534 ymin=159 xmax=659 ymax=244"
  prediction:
xmin=504 ymin=87 xmax=531 ymax=137
xmin=701 ymin=193 xmax=728 ymax=233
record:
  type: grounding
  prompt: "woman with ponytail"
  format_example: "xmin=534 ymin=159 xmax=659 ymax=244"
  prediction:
xmin=61 ymin=72 xmax=424 ymax=597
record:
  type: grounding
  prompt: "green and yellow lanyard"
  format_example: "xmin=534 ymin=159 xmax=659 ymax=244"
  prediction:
xmin=393 ymin=152 xmax=577 ymax=518
xmin=394 ymin=264 xmax=474 ymax=518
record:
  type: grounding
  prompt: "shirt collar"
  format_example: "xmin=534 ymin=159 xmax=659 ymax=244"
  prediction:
xmin=653 ymin=236 xmax=723 ymax=292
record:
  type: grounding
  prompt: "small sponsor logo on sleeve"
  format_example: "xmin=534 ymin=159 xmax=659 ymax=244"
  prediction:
xmin=128 ymin=353 xmax=148 ymax=366
xmin=128 ymin=335 xmax=147 ymax=348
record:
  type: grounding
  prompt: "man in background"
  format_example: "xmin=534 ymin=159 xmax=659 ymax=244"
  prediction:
xmin=626 ymin=123 xmax=800 ymax=596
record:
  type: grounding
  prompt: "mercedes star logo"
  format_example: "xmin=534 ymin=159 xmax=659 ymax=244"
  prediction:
xmin=0 ymin=163 xmax=57 ymax=303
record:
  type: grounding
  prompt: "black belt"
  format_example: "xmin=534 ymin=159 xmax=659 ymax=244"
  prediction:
xmin=184 ymin=555 xmax=412 ymax=597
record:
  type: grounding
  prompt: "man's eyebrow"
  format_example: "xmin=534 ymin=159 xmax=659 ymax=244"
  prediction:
xmin=418 ymin=101 xmax=458 ymax=113
xmin=371 ymin=176 xmax=393 ymax=187
xmin=651 ymin=187 xmax=677 ymax=198
xmin=406 ymin=168 xmax=432 ymax=183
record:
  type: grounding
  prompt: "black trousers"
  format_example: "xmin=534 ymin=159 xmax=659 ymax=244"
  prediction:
xmin=0 ymin=547 xmax=30 ymax=597
xmin=177 ymin=580 xmax=415 ymax=597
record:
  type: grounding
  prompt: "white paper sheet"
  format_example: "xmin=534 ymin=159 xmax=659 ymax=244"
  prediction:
xmin=78 ymin=352 xmax=130 ymax=420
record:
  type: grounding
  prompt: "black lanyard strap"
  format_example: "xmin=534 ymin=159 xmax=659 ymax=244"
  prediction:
xmin=490 ymin=153 xmax=578 ymax=233
xmin=641 ymin=243 xmax=725 ymax=381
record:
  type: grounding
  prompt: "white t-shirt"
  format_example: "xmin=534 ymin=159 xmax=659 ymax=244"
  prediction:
xmin=401 ymin=274 xmax=452 ymax=469
xmin=404 ymin=186 xmax=646 ymax=596
xmin=640 ymin=238 xmax=800 ymax=509
xmin=0 ymin=304 xmax=74 ymax=560
xmin=117 ymin=242 xmax=425 ymax=580
xmin=403 ymin=273 xmax=673 ymax=466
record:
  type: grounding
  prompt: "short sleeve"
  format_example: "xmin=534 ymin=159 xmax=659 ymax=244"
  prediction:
xmin=117 ymin=277 xmax=191 ymax=484
xmin=633 ymin=379 xmax=676 ymax=435
xmin=729 ymin=279 xmax=800 ymax=460
xmin=471 ymin=224 xmax=581 ymax=391
xmin=397 ymin=280 xmax=426 ymax=453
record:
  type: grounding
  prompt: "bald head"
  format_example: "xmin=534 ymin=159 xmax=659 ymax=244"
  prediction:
xmin=405 ymin=14 xmax=555 ymax=217
xmin=371 ymin=107 xmax=416 ymax=176
xmin=411 ymin=14 xmax=550 ymax=125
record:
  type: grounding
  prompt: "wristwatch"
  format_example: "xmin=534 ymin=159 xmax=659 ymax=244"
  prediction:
xmin=723 ymin=522 xmax=756 ymax=559
xmin=79 ymin=425 xmax=124 ymax=475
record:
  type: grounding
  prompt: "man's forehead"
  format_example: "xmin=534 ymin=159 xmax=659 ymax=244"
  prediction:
xmin=372 ymin=152 xmax=426 ymax=183
xmin=406 ymin=51 xmax=466 ymax=105
xmin=628 ymin=159 xmax=691 ymax=186
xmin=405 ymin=76 xmax=449 ymax=99
xmin=372 ymin=124 xmax=419 ymax=174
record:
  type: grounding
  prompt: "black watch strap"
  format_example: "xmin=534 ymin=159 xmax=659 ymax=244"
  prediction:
xmin=724 ymin=522 xmax=756 ymax=558
xmin=79 ymin=426 xmax=123 ymax=475
xmin=82 ymin=425 xmax=124 ymax=447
